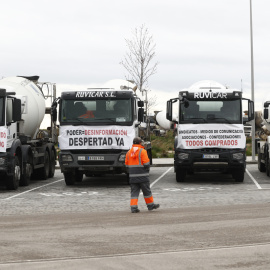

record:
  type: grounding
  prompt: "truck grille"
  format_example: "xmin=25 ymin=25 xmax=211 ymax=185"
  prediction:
xmin=199 ymin=148 xmax=228 ymax=153
xmin=77 ymin=161 xmax=115 ymax=165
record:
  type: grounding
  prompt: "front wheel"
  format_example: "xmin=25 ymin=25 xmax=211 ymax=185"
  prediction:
xmin=64 ymin=170 xmax=83 ymax=185
xmin=20 ymin=162 xmax=32 ymax=186
xmin=266 ymin=156 xmax=270 ymax=177
xmin=48 ymin=151 xmax=56 ymax=178
xmin=5 ymin=156 xmax=21 ymax=190
xmin=176 ymin=167 xmax=186 ymax=182
xmin=64 ymin=172 xmax=76 ymax=185
xmin=147 ymin=149 xmax=153 ymax=165
xmin=258 ymin=152 xmax=266 ymax=172
xmin=232 ymin=168 xmax=245 ymax=183
xmin=76 ymin=171 xmax=83 ymax=182
xmin=126 ymin=173 xmax=130 ymax=185
xmin=32 ymin=151 xmax=50 ymax=180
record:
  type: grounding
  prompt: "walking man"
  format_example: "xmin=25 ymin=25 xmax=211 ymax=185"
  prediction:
xmin=125 ymin=137 xmax=160 ymax=213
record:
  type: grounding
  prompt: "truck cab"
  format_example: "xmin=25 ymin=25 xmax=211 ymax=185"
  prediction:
xmin=57 ymin=89 xmax=145 ymax=185
xmin=0 ymin=89 xmax=22 ymax=189
xmin=167 ymin=81 xmax=254 ymax=183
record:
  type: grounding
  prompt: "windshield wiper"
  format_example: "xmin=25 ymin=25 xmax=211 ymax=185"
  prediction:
xmin=75 ymin=117 xmax=86 ymax=123
xmin=94 ymin=117 xmax=115 ymax=122
xmin=188 ymin=117 xmax=208 ymax=123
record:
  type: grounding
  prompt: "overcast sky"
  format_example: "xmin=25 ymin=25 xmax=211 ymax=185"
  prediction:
xmin=1 ymin=0 xmax=269 ymax=112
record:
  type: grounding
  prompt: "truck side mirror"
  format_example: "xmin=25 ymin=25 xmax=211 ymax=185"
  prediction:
xmin=166 ymin=100 xmax=172 ymax=121
xmin=264 ymin=108 xmax=269 ymax=120
xmin=12 ymin=98 xmax=22 ymax=122
xmin=248 ymin=100 xmax=254 ymax=121
xmin=0 ymin=88 xmax=6 ymax=97
xmin=52 ymin=108 xmax=57 ymax=122
xmin=137 ymin=101 xmax=144 ymax=108
xmin=184 ymin=99 xmax=189 ymax=108
xmin=138 ymin=108 xmax=144 ymax=122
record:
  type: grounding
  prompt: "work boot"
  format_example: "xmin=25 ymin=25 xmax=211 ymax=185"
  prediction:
xmin=148 ymin=204 xmax=160 ymax=211
xmin=131 ymin=208 xmax=140 ymax=213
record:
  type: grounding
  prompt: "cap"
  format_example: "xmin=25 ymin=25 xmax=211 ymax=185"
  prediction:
xmin=133 ymin=137 xmax=142 ymax=144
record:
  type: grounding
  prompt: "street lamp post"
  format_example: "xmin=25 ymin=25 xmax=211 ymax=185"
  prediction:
xmin=250 ymin=0 xmax=256 ymax=161
xmin=142 ymin=89 xmax=150 ymax=139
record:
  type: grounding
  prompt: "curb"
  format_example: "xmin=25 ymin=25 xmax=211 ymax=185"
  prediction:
xmin=246 ymin=161 xmax=257 ymax=165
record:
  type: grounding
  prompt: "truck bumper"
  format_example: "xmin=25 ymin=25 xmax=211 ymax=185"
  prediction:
xmin=174 ymin=149 xmax=246 ymax=172
xmin=59 ymin=150 xmax=128 ymax=175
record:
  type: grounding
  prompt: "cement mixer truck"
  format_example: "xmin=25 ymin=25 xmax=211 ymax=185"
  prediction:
xmin=0 ymin=76 xmax=57 ymax=190
xmin=166 ymin=80 xmax=254 ymax=182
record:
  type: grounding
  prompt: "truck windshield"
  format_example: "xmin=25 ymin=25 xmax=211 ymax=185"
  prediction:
xmin=180 ymin=99 xmax=241 ymax=124
xmin=60 ymin=98 xmax=133 ymax=126
xmin=0 ymin=98 xmax=4 ymax=125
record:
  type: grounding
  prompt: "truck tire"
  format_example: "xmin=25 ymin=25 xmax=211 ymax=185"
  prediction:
xmin=232 ymin=168 xmax=245 ymax=182
xmin=5 ymin=156 xmax=21 ymax=190
xmin=20 ymin=161 xmax=32 ymax=186
xmin=258 ymin=152 xmax=266 ymax=172
xmin=266 ymin=156 xmax=270 ymax=177
xmin=40 ymin=151 xmax=50 ymax=180
xmin=147 ymin=149 xmax=153 ymax=165
xmin=176 ymin=167 xmax=186 ymax=182
xmin=76 ymin=171 xmax=83 ymax=182
xmin=64 ymin=172 xmax=76 ymax=185
xmin=48 ymin=151 xmax=56 ymax=178
xmin=126 ymin=173 xmax=130 ymax=185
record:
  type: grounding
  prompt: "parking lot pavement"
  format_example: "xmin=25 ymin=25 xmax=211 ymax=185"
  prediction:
xmin=1 ymin=204 xmax=270 ymax=269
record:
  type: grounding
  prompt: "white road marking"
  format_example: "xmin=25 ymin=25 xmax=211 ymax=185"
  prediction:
xmin=150 ymin=167 xmax=173 ymax=188
xmin=164 ymin=187 xmax=221 ymax=192
xmin=2 ymin=179 xmax=64 ymax=200
xmin=246 ymin=169 xmax=262 ymax=190
xmin=39 ymin=191 xmax=100 ymax=197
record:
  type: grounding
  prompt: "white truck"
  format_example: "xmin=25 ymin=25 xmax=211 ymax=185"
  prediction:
xmin=166 ymin=80 xmax=254 ymax=182
xmin=54 ymin=89 xmax=151 ymax=185
xmin=0 ymin=76 xmax=57 ymax=190
xmin=257 ymin=101 xmax=270 ymax=175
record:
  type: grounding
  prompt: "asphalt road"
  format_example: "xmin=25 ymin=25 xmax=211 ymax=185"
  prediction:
xmin=1 ymin=164 xmax=270 ymax=269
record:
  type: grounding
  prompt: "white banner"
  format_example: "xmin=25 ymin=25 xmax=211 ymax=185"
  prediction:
xmin=58 ymin=125 xmax=135 ymax=150
xmin=0 ymin=127 xmax=7 ymax=152
xmin=177 ymin=124 xmax=246 ymax=149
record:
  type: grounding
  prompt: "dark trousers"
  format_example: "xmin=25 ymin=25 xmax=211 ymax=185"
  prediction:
xmin=130 ymin=182 xmax=154 ymax=209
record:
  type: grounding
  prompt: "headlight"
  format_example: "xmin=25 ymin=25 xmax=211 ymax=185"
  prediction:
xmin=118 ymin=154 xmax=126 ymax=162
xmin=178 ymin=153 xmax=189 ymax=160
xmin=232 ymin=153 xmax=244 ymax=160
xmin=61 ymin=154 xmax=73 ymax=162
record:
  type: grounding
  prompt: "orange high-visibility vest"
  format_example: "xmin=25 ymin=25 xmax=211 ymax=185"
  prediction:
xmin=125 ymin=144 xmax=150 ymax=183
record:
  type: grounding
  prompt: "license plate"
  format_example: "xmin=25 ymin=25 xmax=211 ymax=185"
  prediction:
xmin=87 ymin=156 xmax=104 ymax=161
xmin=203 ymin=154 xmax=219 ymax=159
